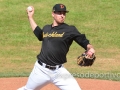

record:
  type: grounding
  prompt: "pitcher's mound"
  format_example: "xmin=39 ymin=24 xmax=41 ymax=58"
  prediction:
xmin=0 ymin=77 xmax=120 ymax=90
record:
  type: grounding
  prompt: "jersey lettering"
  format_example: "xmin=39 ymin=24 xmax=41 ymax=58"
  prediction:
xmin=43 ymin=32 xmax=65 ymax=38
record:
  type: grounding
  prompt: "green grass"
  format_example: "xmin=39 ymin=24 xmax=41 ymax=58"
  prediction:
xmin=0 ymin=0 xmax=120 ymax=81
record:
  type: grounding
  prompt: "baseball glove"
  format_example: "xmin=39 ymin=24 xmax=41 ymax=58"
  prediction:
xmin=77 ymin=51 xmax=96 ymax=66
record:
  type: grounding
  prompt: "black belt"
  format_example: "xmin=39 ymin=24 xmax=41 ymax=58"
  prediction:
xmin=38 ymin=60 xmax=62 ymax=70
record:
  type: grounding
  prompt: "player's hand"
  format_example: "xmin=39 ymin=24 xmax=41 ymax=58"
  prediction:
xmin=86 ymin=48 xmax=95 ymax=58
xmin=26 ymin=6 xmax=34 ymax=18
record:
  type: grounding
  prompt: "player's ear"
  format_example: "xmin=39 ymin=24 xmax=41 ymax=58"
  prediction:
xmin=52 ymin=11 xmax=54 ymax=17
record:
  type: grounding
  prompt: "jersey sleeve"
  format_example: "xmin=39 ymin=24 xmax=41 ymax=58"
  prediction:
xmin=33 ymin=26 xmax=43 ymax=41
xmin=71 ymin=26 xmax=90 ymax=50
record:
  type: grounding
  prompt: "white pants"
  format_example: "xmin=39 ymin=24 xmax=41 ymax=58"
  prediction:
xmin=17 ymin=61 xmax=81 ymax=90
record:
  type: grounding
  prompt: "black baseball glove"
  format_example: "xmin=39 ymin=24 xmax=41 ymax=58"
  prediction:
xmin=77 ymin=51 xmax=96 ymax=66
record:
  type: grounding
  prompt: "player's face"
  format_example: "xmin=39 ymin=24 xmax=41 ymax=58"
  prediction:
xmin=52 ymin=11 xmax=66 ymax=24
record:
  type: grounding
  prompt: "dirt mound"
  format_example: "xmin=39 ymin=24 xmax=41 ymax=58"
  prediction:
xmin=0 ymin=77 xmax=120 ymax=90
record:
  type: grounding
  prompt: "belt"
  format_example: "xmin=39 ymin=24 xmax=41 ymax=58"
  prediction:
xmin=38 ymin=60 xmax=62 ymax=70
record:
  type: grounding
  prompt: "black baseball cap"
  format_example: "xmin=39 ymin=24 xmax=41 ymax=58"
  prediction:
xmin=52 ymin=4 xmax=69 ymax=13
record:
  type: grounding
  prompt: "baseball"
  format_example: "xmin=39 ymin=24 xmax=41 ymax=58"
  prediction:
xmin=27 ymin=6 xmax=33 ymax=12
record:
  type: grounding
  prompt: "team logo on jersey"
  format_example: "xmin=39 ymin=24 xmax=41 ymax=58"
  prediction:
xmin=43 ymin=32 xmax=65 ymax=38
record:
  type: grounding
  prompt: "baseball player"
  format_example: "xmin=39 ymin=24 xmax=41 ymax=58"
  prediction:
xmin=17 ymin=3 xmax=95 ymax=90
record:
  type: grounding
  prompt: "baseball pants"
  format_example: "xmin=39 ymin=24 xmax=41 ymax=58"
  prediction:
xmin=17 ymin=60 xmax=81 ymax=90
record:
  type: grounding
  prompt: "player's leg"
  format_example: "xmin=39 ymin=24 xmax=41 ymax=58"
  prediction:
xmin=17 ymin=61 xmax=51 ymax=90
xmin=52 ymin=66 xmax=81 ymax=90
